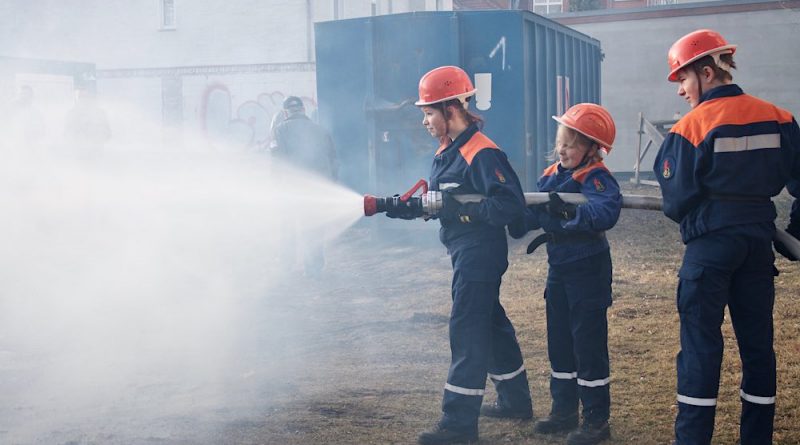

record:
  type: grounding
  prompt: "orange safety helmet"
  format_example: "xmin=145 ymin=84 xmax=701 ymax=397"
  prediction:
xmin=415 ymin=66 xmax=476 ymax=107
xmin=667 ymin=29 xmax=736 ymax=82
xmin=552 ymin=103 xmax=616 ymax=155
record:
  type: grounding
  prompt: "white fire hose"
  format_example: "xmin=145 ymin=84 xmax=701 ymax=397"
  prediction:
xmin=450 ymin=192 xmax=800 ymax=259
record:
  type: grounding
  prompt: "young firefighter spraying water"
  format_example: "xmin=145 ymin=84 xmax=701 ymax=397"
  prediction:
xmin=510 ymin=104 xmax=620 ymax=445
xmin=379 ymin=66 xmax=533 ymax=445
xmin=653 ymin=29 xmax=800 ymax=445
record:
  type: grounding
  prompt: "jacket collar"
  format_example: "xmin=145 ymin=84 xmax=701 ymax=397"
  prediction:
xmin=699 ymin=83 xmax=743 ymax=105
xmin=439 ymin=123 xmax=479 ymax=155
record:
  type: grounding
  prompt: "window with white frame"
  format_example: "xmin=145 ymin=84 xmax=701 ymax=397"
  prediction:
xmin=159 ymin=0 xmax=176 ymax=30
xmin=533 ymin=0 xmax=563 ymax=14
xmin=333 ymin=0 xmax=344 ymax=20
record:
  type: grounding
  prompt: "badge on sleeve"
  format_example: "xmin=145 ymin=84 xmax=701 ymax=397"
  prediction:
xmin=662 ymin=156 xmax=674 ymax=179
xmin=592 ymin=177 xmax=605 ymax=192
xmin=494 ymin=168 xmax=506 ymax=183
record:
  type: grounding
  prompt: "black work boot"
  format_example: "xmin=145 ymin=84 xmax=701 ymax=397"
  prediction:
xmin=566 ymin=420 xmax=610 ymax=445
xmin=417 ymin=424 xmax=478 ymax=445
xmin=480 ymin=402 xmax=533 ymax=420
xmin=533 ymin=412 xmax=579 ymax=434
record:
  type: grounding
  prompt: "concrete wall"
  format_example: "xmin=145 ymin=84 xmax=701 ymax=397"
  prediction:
xmin=566 ymin=7 xmax=800 ymax=172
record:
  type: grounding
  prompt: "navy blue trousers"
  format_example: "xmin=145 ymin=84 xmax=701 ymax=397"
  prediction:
xmin=545 ymin=250 xmax=612 ymax=425
xmin=440 ymin=237 xmax=531 ymax=433
xmin=674 ymin=223 xmax=776 ymax=445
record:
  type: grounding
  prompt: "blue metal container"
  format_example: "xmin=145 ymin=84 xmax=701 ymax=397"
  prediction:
xmin=315 ymin=10 xmax=601 ymax=193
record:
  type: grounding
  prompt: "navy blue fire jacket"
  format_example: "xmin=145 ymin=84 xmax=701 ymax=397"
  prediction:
xmin=789 ymin=180 xmax=800 ymax=233
xmin=524 ymin=161 xmax=621 ymax=265
xmin=653 ymin=84 xmax=800 ymax=243
xmin=430 ymin=124 xmax=526 ymax=245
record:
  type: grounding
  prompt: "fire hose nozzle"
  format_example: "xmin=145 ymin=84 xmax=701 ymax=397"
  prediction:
xmin=362 ymin=192 xmax=443 ymax=218
xmin=363 ymin=194 xmax=380 ymax=216
xmin=364 ymin=179 xmax=441 ymax=218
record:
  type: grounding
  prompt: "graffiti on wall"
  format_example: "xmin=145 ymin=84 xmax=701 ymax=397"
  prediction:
xmin=200 ymin=82 xmax=317 ymax=149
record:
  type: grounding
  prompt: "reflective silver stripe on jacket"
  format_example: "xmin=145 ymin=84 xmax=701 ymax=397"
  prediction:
xmin=713 ymin=133 xmax=780 ymax=153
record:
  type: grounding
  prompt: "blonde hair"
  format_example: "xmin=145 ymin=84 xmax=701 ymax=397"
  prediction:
xmin=549 ymin=125 xmax=602 ymax=164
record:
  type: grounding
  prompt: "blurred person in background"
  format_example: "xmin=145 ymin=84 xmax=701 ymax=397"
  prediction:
xmin=8 ymin=85 xmax=46 ymax=153
xmin=270 ymin=96 xmax=338 ymax=278
xmin=64 ymin=85 xmax=111 ymax=157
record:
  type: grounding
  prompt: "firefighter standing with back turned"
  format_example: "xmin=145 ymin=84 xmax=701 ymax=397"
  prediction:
xmin=510 ymin=103 xmax=621 ymax=445
xmin=271 ymin=96 xmax=338 ymax=278
xmin=653 ymin=29 xmax=800 ymax=444
xmin=386 ymin=66 xmax=533 ymax=445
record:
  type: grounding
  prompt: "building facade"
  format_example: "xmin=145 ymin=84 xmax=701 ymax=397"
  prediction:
xmin=455 ymin=0 xmax=717 ymax=14
xmin=0 ymin=0 xmax=453 ymax=148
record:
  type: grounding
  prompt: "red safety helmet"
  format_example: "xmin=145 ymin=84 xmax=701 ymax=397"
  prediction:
xmin=552 ymin=103 xmax=616 ymax=155
xmin=667 ymin=29 xmax=736 ymax=82
xmin=415 ymin=66 xmax=476 ymax=107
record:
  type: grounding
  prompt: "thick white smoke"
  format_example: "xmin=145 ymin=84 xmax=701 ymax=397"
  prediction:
xmin=0 ymin=99 xmax=364 ymax=443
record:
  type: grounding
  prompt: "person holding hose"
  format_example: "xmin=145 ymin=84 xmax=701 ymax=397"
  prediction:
xmin=510 ymin=103 xmax=621 ymax=445
xmin=388 ymin=65 xmax=532 ymax=445
xmin=652 ymin=29 xmax=800 ymax=444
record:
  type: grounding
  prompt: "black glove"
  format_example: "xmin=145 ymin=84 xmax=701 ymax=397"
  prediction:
xmin=437 ymin=192 xmax=461 ymax=221
xmin=544 ymin=192 xmax=578 ymax=220
xmin=774 ymin=224 xmax=800 ymax=261
xmin=438 ymin=193 xmax=480 ymax=223
xmin=385 ymin=195 xmax=422 ymax=220
xmin=507 ymin=216 xmax=528 ymax=239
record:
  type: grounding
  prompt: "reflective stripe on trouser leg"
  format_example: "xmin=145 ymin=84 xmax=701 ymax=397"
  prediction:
xmin=674 ymin=281 xmax=725 ymax=445
xmin=488 ymin=299 xmax=531 ymax=412
xmin=551 ymin=252 xmax=613 ymax=424
xmin=729 ymin=238 xmax=776 ymax=445
xmin=571 ymin=304 xmax=611 ymax=424
xmin=545 ymin=271 xmax=578 ymax=416
xmin=441 ymin=276 xmax=500 ymax=432
xmin=675 ymin=233 xmax=738 ymax=445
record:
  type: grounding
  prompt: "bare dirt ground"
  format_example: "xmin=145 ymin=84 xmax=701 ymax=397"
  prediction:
xmin=2 ymin=183 xmax=797 ymax=444
xmin=208 ymin=183 xmax=799 ymax=445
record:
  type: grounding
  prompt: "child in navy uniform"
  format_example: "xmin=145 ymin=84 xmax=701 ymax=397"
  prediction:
xmin=395 ymin=66 xmax=533 ymax=445
xmin=654 ymin=29 xmax=800 ymax=445
xmin=511 ymin=103 xmax=621 ymax=445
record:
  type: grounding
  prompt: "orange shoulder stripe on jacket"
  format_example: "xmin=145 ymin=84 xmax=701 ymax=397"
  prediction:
xmin=459 ymin=132 xmax=499 ymax=165
xmin=671 ymin=94 xmax=794 ymax=147
xmin=542 ymin=162 xmax=560 ymax=177
xmin=572 ymin=161 xmax=610 ymax=184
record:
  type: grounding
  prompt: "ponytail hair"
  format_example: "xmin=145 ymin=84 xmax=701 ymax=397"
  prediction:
xmin=434 ymin=98 xmax=484 ymax=145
